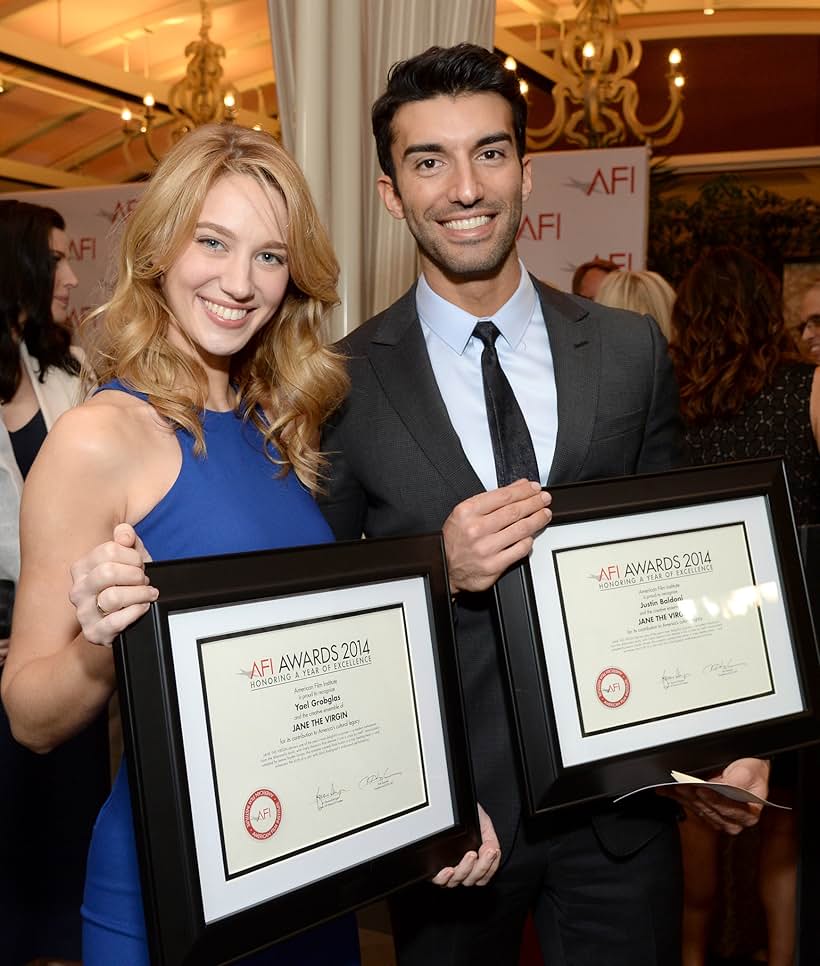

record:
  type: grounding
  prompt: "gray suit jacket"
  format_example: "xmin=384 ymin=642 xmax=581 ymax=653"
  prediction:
xmin=320 ymin=277 xmax=683 ymax=856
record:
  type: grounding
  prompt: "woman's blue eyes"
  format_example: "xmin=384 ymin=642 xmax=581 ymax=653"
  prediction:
xmin=196 ymin=237 xmax=283 ymax=264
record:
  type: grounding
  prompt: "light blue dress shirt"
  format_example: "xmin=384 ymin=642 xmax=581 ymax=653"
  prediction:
xmin=417 ymin=263 xmax=557 ymax=491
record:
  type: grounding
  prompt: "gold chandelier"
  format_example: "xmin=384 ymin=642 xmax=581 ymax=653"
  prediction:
xmin=121 ymin=0 xmax=238 ymax=164
xmin=524 ymin=0 xmax=686 ymax=150
xmin=166 ymin=0 xmax=239 ymax=136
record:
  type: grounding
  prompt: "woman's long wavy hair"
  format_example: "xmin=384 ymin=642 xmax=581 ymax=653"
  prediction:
xmin=0 ymin=200 xmax=79 ymax=403
xmin=84 ymin=124 xmax=348 ymax=493
xmin=669 ymin=246 xmax=800 ymax=424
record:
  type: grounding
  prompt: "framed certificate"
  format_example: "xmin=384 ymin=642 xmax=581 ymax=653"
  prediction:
xmin=115 ymin=534 xmax=478 ymax=966
xmin=495 ymin=459 xmax=820 ymax=815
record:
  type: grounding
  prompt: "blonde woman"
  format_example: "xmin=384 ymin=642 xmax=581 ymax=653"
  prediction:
xmin=2 ymin=125 xmax=359 ymax=965
xmin=595 ymin=269 xmax=676 ymax=340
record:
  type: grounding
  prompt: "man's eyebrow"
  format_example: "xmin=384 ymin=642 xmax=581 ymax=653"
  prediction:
xmin=402 ymin=142 xmax=442 ymax=161
xmin=475 ymin=132 xmax=513 ymax=150
xmin=402 ymin=131 xmax=513 ymax=162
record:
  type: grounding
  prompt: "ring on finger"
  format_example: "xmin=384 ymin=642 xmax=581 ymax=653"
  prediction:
xmin=96 ymin=595 xmax=111 ymax=618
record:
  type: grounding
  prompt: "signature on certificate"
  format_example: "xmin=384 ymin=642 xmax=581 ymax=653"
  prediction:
xmin=315 ymin=782 xmax=349 ymax=810
xmin=359 ymin=766 xmax=402 ymax=790
xmin=703 ymin=658 xmax=749 ymax=677
xmin=661 ymin=667 xmax=692 ymax=690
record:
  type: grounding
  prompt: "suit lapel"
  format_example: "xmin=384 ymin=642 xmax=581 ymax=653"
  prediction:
xmin=367 ymin=286 xmax=484 ymax=502
xmin=363 ymin=279 xmax=599 ymax=495
xmin=534 ymin=280 xmax=601 ymax=486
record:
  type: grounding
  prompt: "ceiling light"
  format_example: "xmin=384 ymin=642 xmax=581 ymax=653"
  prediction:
xmin=527 ymin=0 xmax=686 ymax=149
xmin=121 ymin=0 xmax=238 ymax=165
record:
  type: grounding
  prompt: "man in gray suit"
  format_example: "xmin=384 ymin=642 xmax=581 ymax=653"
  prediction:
xmin=320 ymin=43 xmax=769 ymax=966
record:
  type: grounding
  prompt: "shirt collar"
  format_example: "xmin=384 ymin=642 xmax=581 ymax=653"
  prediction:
xmin=416 ymin=261 xmax=538 ymax=355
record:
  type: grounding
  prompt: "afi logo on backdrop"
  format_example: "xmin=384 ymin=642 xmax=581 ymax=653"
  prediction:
xmin=69 ymin=237 xmax=96 ymax=261
xmin=581 ymin=251 xmax=634 ymax=270
xmin=586 ymin=165 xmax=636 ymax=195
xmin=608 ymin=251 xmax=633 ymax=269
xmin=517 ymin=211 xmax=562 ymax=241
xmin=103 ymin=199 xmax=140 ymax=224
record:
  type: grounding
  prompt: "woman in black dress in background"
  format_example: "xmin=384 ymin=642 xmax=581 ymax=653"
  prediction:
xmin=671 ymin=246 xmax=819 ymax=527
xmin=669 ymin=246 xmax=819 ymax=966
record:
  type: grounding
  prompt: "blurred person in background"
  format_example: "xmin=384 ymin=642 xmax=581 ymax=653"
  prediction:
xmin=669 ymin=245 xmax=819 ymax=966
xmin=797 ymin=279 xmax=820 ymax=365
xmin=0 ymin=198 xmax=109 ymax=965
xmin=595 ymin=269 xmax=676 ymax=340
xmin=570 ymin=256 xmax=619 ymax=299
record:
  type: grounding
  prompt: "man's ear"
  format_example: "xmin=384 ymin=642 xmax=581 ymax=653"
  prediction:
xmin=377 ymin=175 xmax=406 ymax=221
xmin=521 ymin=155 xmax=533 ymax=204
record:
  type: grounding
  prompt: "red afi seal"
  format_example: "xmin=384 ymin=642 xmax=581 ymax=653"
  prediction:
xmin=243 ymin=789 xmax=282 ymax=840
xmin=596 ymin=667 xmax=631 ymax=708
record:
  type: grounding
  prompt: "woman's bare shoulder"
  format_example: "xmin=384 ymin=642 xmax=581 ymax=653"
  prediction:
xmin=41 ymin=388 xmax=168 ymax=473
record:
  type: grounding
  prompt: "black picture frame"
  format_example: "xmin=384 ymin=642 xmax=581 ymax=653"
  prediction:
xmin=495 ymin=458 xmax=820 ymax=816
xmin=115 ymin=533 xmax=478 ymax=966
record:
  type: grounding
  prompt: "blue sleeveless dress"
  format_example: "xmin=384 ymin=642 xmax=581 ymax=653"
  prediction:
xmin=82 ymin=382 xmax=360 ymax=965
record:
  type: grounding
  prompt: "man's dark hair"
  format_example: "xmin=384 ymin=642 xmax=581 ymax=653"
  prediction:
xmin=571 ymin=258 xmax=620 ymax=295
xmin=0 ymin=200 xmax=78 ymax=403
xmin=372 ymin=43 xmax=528 ymax=183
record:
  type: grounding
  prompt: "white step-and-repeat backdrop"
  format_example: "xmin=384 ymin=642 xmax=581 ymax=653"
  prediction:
xmin=518 ymin=145 xmax=650 ymax=292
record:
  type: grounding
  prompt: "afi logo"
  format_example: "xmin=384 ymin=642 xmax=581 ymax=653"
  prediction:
xmin=607 ymin=251 xmax=633 ymax=270
xmin=586 ymin=166 xmax=636 ymax=196
xmin=250 ymin=658 xmax=275 ymax=678
xmin=109 ymin=199 xmax=140 ymax=224
xmin=517 ymin=211 xmax=561 ymax=241
xmin=254 ymin=807 xmax=271 ymax=822
xmin=69 ymin=237 xmax=96 ymax=260
xmin=598 ymin=565 xmax=620 ymax=581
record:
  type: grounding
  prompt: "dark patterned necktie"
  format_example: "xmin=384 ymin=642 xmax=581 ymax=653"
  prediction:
xmin=473 ymin=320 xmax=540 ymax=487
